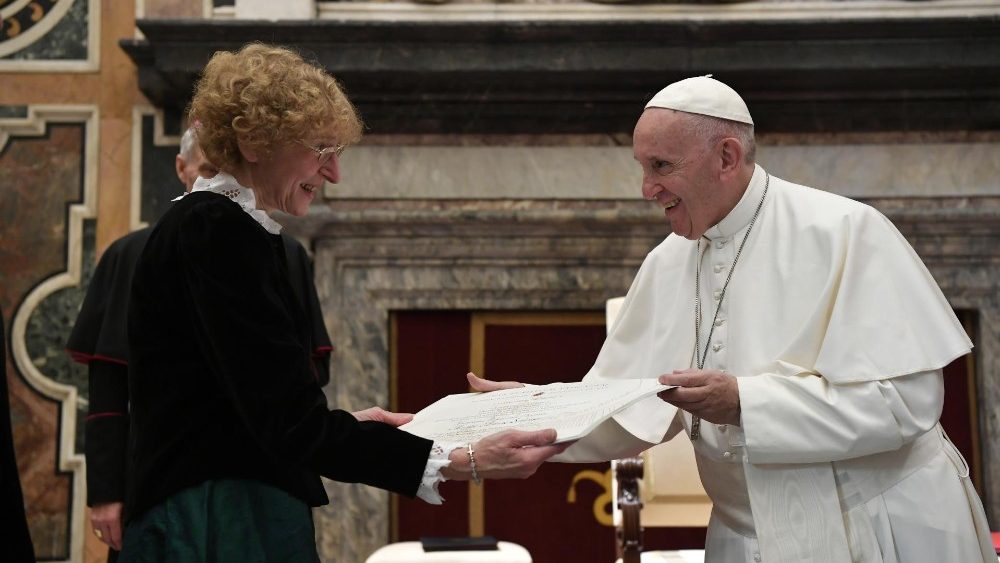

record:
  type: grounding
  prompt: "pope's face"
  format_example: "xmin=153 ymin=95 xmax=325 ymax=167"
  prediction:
xmin=633 ymin=109 xmax=728 ymax=240
xmin=251 ymin=138 xmax=340 ymax=217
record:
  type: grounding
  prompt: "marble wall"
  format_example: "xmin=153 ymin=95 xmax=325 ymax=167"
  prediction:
xmin=141 ymin=0 xmax=203 ymax=19
xmin=0 ymin=0 xmax=93 ymax=66
xmin=0 ymin=123 xmax=86 ymax=560
xmin=330 ymin=139 xmax=1000 ymax=200
xmin=138 ymin=113 xmax=187 ymax=224
xmin=0 ymin=106 xmax=181 ymax=562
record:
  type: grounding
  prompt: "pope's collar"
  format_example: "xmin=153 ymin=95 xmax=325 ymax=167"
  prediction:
xmin=703 ymin=163 xmax=767 ymax=241
xmin=174 ymin=172 xmax=283 ymax=235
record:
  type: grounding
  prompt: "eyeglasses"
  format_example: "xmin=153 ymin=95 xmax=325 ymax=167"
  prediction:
xmin=299 ymin=140 xmax=345 ymax=165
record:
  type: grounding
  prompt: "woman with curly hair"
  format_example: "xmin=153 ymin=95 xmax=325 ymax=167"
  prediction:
xmin=119 ymin=43 xmax=564 ymax=562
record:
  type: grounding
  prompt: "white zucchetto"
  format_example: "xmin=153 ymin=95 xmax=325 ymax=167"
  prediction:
xmin=645 ymin=75 xmax=754 ymax=125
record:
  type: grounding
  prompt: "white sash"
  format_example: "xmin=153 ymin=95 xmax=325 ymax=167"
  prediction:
xmin=744 ymin=425 xmax=956 ymax=563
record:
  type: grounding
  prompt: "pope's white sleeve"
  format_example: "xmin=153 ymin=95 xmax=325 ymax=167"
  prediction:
xmin=739 ymin=368 xmax=943 ymax=465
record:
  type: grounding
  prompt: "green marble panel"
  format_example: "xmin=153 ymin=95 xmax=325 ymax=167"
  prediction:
xmin=0 ymin=105 xmax=29 ymax=118
xmin=24 ymin=219 xmax=95 ymax=453
xmin=2 ymin=0 xmax=87 ymax=62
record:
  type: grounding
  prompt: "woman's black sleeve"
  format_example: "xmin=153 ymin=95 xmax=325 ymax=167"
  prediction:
xmin=178 ymin=202 xmax=431 ymax=496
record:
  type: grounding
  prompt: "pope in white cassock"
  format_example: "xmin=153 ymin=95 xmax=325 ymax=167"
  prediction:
xmin=472 ymin=76 xmax=994 ymax=563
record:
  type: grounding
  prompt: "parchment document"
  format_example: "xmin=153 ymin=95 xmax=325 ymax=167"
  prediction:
xmin=400 ymin=379 xmax=671 ymax=444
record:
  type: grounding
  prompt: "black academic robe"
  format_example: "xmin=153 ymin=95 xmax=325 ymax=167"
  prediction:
xmin=1 ymin=306 xmax=37 ymax=562
xmin=67 ymin=226 xmax=334 ymax=508
xmin=124 ymin=191 xmax=431 ymax=522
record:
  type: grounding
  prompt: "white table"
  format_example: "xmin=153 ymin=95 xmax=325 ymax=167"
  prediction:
xmin=366 ymin=541 xmax=532 ymax=563
xmin=615 ymin=551 xmax=705 ymax=563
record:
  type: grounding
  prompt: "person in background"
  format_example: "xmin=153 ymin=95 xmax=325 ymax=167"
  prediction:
xmin=175 ymin=126 xmax=221 ymax=191
xmin=67 ymin=126 xmax=333 ymax=558
xmin=119 ymin=43 xmax=565 ymax=562
xmin=473 ymin=75 xmax=994 ymax=563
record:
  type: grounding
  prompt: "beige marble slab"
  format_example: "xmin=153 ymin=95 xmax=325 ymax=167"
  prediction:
xmin=329 ymin=142 xmax=1000 ymax=200
xmin=329 ymin=145 xmax=642 ymax=200
xmin=760 ymin=142 xmax=1000 ymax=198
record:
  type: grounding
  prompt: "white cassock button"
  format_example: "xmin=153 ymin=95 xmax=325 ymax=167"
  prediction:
xmin=753 ymin=553 xmax=761 ymax=562
xmin=712 ymin=343 xmax=723 ymax=352
xmin=713 ymin=264 xmax=725 ymax=274
xmin=715 ymin=240 xmax=727 ymax=249
xmin=723 ymin=451 xmax=733 ymax=459
xmin=714 ymin=318 xmax=725 ymax=327
xmin=713 ymin=289 xmax=722 ymax=301
xmin=717 ymin=424 xmax=727 ymax=433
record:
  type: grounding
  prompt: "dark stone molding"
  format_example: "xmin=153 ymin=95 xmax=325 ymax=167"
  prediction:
xmin=120 ymin=15 xmax=1000 ymax=135
xmin=290 ymin=196 xmax=1000 ymax=264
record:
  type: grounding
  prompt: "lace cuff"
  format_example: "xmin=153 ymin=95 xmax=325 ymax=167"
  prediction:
xmin=416 ymin=441 xmax=463 ymax=505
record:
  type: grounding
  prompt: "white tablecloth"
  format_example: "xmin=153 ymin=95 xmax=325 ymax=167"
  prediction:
xmin=366 ymin=541 xmax=532 ymax=563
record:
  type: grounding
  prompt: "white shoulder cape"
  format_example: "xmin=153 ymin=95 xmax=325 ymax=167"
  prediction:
xmin=582 ymin=166 xmax=971 ymax=447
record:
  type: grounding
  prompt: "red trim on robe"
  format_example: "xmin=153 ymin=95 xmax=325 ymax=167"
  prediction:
xmin=66 ymin=349 xmax=129 ymax=366
xmin=86 ymin=412 xmax=126 ymax=421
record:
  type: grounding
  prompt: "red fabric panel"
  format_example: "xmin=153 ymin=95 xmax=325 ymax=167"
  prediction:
xmin=394 ymin=311 xmax=473 ymax=540
xmin=482 ymin=323 xmax=616 ymax=563
xmin=938 ymin=311 xmax=980 ymax=490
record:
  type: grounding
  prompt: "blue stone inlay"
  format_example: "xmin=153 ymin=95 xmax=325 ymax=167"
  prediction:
xmin=0 ymin=105 xmax=29 ymax=118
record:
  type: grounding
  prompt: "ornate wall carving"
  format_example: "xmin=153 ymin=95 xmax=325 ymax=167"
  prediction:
xmin=0 ymin=104 xmax=181 ymax=563
xmin=1 ymin=105 xmax=98 ymax=562
xmin=0 ymin=0 xmax=99 ymax=71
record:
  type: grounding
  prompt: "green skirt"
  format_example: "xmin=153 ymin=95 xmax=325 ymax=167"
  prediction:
xmin=119 ymin=479 xmax=320 ymax=563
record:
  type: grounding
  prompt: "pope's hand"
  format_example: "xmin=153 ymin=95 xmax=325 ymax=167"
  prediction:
xmin=466 ymin=372 xmax=524 ymax=392
xmin=351 ymin=406 xmax=414 ymax=427
xmin=657 ymin=369 xmax=741 ymax=427
xmin=442 ymin=429 xmax=569 ymax=481
xmin=90 ymin=501 xmax=124 ymax=551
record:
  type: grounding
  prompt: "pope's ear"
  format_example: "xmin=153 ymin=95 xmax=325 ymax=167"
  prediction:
xmin=718 ymin=137 xmax=743 ymax=175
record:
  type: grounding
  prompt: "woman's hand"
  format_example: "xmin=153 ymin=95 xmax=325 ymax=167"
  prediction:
xmin=442 ymin=429 xmax=569 ymax=481
xmin=90 ymin=501 xmax=124 ymax=551
xmin=466 ymin=372 xmax=525 ymax=392
xmin=351 ymin=406 xmax=414 ymax=427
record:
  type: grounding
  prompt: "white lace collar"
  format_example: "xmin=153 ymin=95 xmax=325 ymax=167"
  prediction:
xmin=173 ymin=172 xmax=283 ymax=235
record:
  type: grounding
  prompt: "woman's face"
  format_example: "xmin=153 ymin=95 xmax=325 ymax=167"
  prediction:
xmin=251 ymin=137 xmax=341 ymax=216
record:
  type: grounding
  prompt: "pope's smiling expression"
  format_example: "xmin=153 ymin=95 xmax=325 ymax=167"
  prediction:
xmin=633 ymin=109 xmax=737 ymax=241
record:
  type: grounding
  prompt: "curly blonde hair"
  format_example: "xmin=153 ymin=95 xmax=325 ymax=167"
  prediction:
xmin=189 ymin=43 xmax=363 ymax=171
